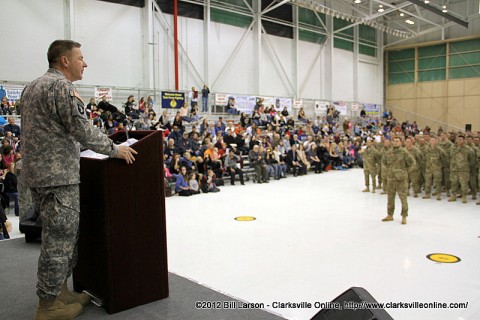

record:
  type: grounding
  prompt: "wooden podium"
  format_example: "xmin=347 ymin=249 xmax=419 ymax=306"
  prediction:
xmin=73 ymin=130 xmax=169 ymax=314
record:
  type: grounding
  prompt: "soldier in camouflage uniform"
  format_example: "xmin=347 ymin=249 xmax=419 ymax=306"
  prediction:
xmin=466 ymin=135 xmax=479 ymax=200
xmin=474 ymin=136 xmax=480 ymax=205
xmin=404 ymin=137 xmax=422 ymax=197
xmin=438 ymin=132 xmax=453 ymax=196
xmin=379 ymin=138 xmax=391 ymax=194
xmin=359 ymin=139 xmax=378 ymax=193
xmin=382 ymin=137 xmax=415 ymax=225
xmin=423 ymin=136 xmax=448 ymax=200
xmin=448 ymin=134 xmax=476 ymax=203
xmin=416 ymin=135 xmax=428 ymax=191
xmin=21 ymin=40 xmax=137 ymax=320
xmin=374 ymin=135 xmax=384 ymax=189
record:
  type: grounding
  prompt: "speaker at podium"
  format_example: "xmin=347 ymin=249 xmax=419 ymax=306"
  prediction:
xmin=310 ymin=287 xmax=394 ymax=320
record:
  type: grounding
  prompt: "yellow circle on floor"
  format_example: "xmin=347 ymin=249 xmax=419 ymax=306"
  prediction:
xmin=427 ymin=253 xmax=461 ymax=263
xmin=235 ymin=216 xmax=256 ymax=221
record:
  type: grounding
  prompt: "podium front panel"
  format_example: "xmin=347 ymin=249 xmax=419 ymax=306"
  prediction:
xmin=74 ymin=130 xmax=169 ymax=314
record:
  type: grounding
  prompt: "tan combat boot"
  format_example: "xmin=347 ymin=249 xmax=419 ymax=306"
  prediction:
xmin=401 ymin=216 xmax=407 ymax=225
xmin=476 ymin=201 xmax=480 ymax=205
xmin=381 ymin=215 xmax=394 ymax=222
xmin=462 ymin=195 xmax=467 ymax=203
xmin=362 ymin=187 xmax=370 ymax=192
xmin=372 ymin=188 xmax=376 ymax=193
xmin=58 ymin=282 xmax=91 ymax=306
xmin=448 ymin=195 xmax=457 ymax=202
xmin=413 ymin=192 xmax=418 ymax=198
xmin=422 ymin=194 xmax=431 ymax=199
xmin=436 ymin=194 xmax=441 ymax=201
xmin=35 ymin=298 xmax=83 ymax=320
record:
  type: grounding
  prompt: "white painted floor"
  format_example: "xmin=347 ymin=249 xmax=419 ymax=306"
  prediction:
xmin=165 ymin=168 xmax=480 ymax=320
xmin=5 ymin=168 xmax=480 ymax=320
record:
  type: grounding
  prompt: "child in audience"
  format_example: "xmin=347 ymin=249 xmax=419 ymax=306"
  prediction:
xmin=206 ymin=169 xmax=220 ymax=193
xmin=188 ymin=173 xmax=200 ymax=195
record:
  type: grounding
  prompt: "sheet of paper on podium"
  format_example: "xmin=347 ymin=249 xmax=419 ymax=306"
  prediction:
xmin=80 ymin=138 xmax=138 ymax=159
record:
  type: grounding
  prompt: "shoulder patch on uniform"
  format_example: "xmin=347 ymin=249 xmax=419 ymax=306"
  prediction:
xmin=72 ymin=90 xmax=84 ymax=104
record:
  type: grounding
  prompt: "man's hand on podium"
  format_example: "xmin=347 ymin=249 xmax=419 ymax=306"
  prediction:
xmin=115 ymin=146 xmax=138 ymax=164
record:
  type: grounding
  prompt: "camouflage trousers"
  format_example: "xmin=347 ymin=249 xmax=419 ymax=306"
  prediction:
xmin=408 ymin=169 xmax=421 ymax=194
xmin=450 ymin=171 xmax=469 ymax=197
xmin=419 ymin=165 xmax=426 ymax=189
xmin=425 ymin=168 xmax=443 ymax=195
xmin=18 ymin=178 xmax=33 ymax=223
xmin=30 ymin=185 xmax=80 ymax=300
xmin=442 ymin=167 xmax=451 ymax=191
xmin=469 ymin=168 xmax=478 ymax=195
xmin=363 ymin=169 xmax=376 ymax=189
xmin=387 ymin=178 xmax=409 ymax=217
xmin=381 ymin=164 xmax=388 ymax=191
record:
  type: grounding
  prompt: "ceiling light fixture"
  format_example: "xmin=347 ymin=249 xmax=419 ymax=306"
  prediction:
xmin=424 ymin=0 xmax=430 ymax=3
xmin=442 ymin=5 xmax=448 ymax=13
xmin=377 ymin=4 xmax=384 ymax=12
xmin=405 ymin=19 xmax=415 ymax=24
xmin=354 ymin=0 xmax=362 ymax=3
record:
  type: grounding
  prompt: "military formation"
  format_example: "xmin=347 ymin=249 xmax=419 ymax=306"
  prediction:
xmin=360 ymin=132 xmax=480 ymax=225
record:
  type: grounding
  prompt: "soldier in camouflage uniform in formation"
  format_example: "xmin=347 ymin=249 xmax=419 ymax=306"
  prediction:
xmin=360 ymin=139 xmax=379 ymax=193
xmin=422 ymin=136 xmax=448 ymax=200
xmin=438 ymin=132 xmax=453 ymax=197
xmin=448 ymin=134 xmax=476 ymax=203
xmin=404 ymin=137 xmax=422 ymax=198
xmin=378 ymin=138 xmax=391 ymax=195
xmin=374 ymin=135 xmax=384 ymax=190
xmin=21 ymin=40 xmax=137 ymax=320
xmin=416 ymin=135 xmax=428 ymax=191
xmin=381 ymin=137 xmax=415 ymax=225
xmin=474 ymin=136 xmax=480 ymax=205
xmin=466 ymin=135 xmax=479 ymax=200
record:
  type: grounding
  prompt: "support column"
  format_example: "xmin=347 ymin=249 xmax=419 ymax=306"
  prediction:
xmin=174 ymin=0 xmax=179 ymax=90
xmin=293 ymin=5 xmax=299 ymax=98
xmin=204 ymin=0 xmax=210 ymax=88
xmin=63 ymin=0 xmax=74 ymax=40
xmin=253 ymin=0 xmax=262 ymax=95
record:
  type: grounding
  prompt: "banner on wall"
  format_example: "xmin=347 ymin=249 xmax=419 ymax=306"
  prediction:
xmin=314 ymin=101 xmax=329 ymax=114
xmin=364 ymin=104 xmax=380 ymax=116
xmin=274 ymin=97 xmax=293 ymax=112
xmin=293 ymin=99 xmax=303 ymax=109
xmin=162 ymin=91 xmax=185 ymax=109
xmin=235 ymin=95 xmax=256 ymax=113
xmin=215 ymin=93 xmax=293 ymax=114
xmin=333 ymin=101 xmax=348 ymax=115
xmin=94 ymin=87 xmax=113 ymax=101
xmin=215 ymin=93 xmax=228 ymax=106
xmin=0 ymin=84 xmax=25 ymax=102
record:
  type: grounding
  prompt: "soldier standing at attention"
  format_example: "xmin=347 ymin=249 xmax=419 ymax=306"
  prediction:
xmin=359 ymin=139 xmax=378 ymax=193
xmin=417 ymin=135 xmax=428 ymax=191
xmin=21 ymin=40 xmax=137 ymax=319
xmin=448 ymin=134 xmax=476 ymax=203
xmin=466 ymin=135 xmax=479 ymax=200
xmin=405 ymin=137 xmax=422 ymax=198
xmin=423 ymin=136 xmax=448 ymax=200
xmin=438 ymin=132 xmax=453 ymax=197
xmin=382 ymin=137 xmax=415 ymax=225
xmin=379 ymin=138 xmax=392 ymax=195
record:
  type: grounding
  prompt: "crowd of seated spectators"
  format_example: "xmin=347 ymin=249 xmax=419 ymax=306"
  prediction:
xmin=0 ymin=114 xmax=22 ymax=228
xmin=158 ymin=100 xmax=400 ymax=196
